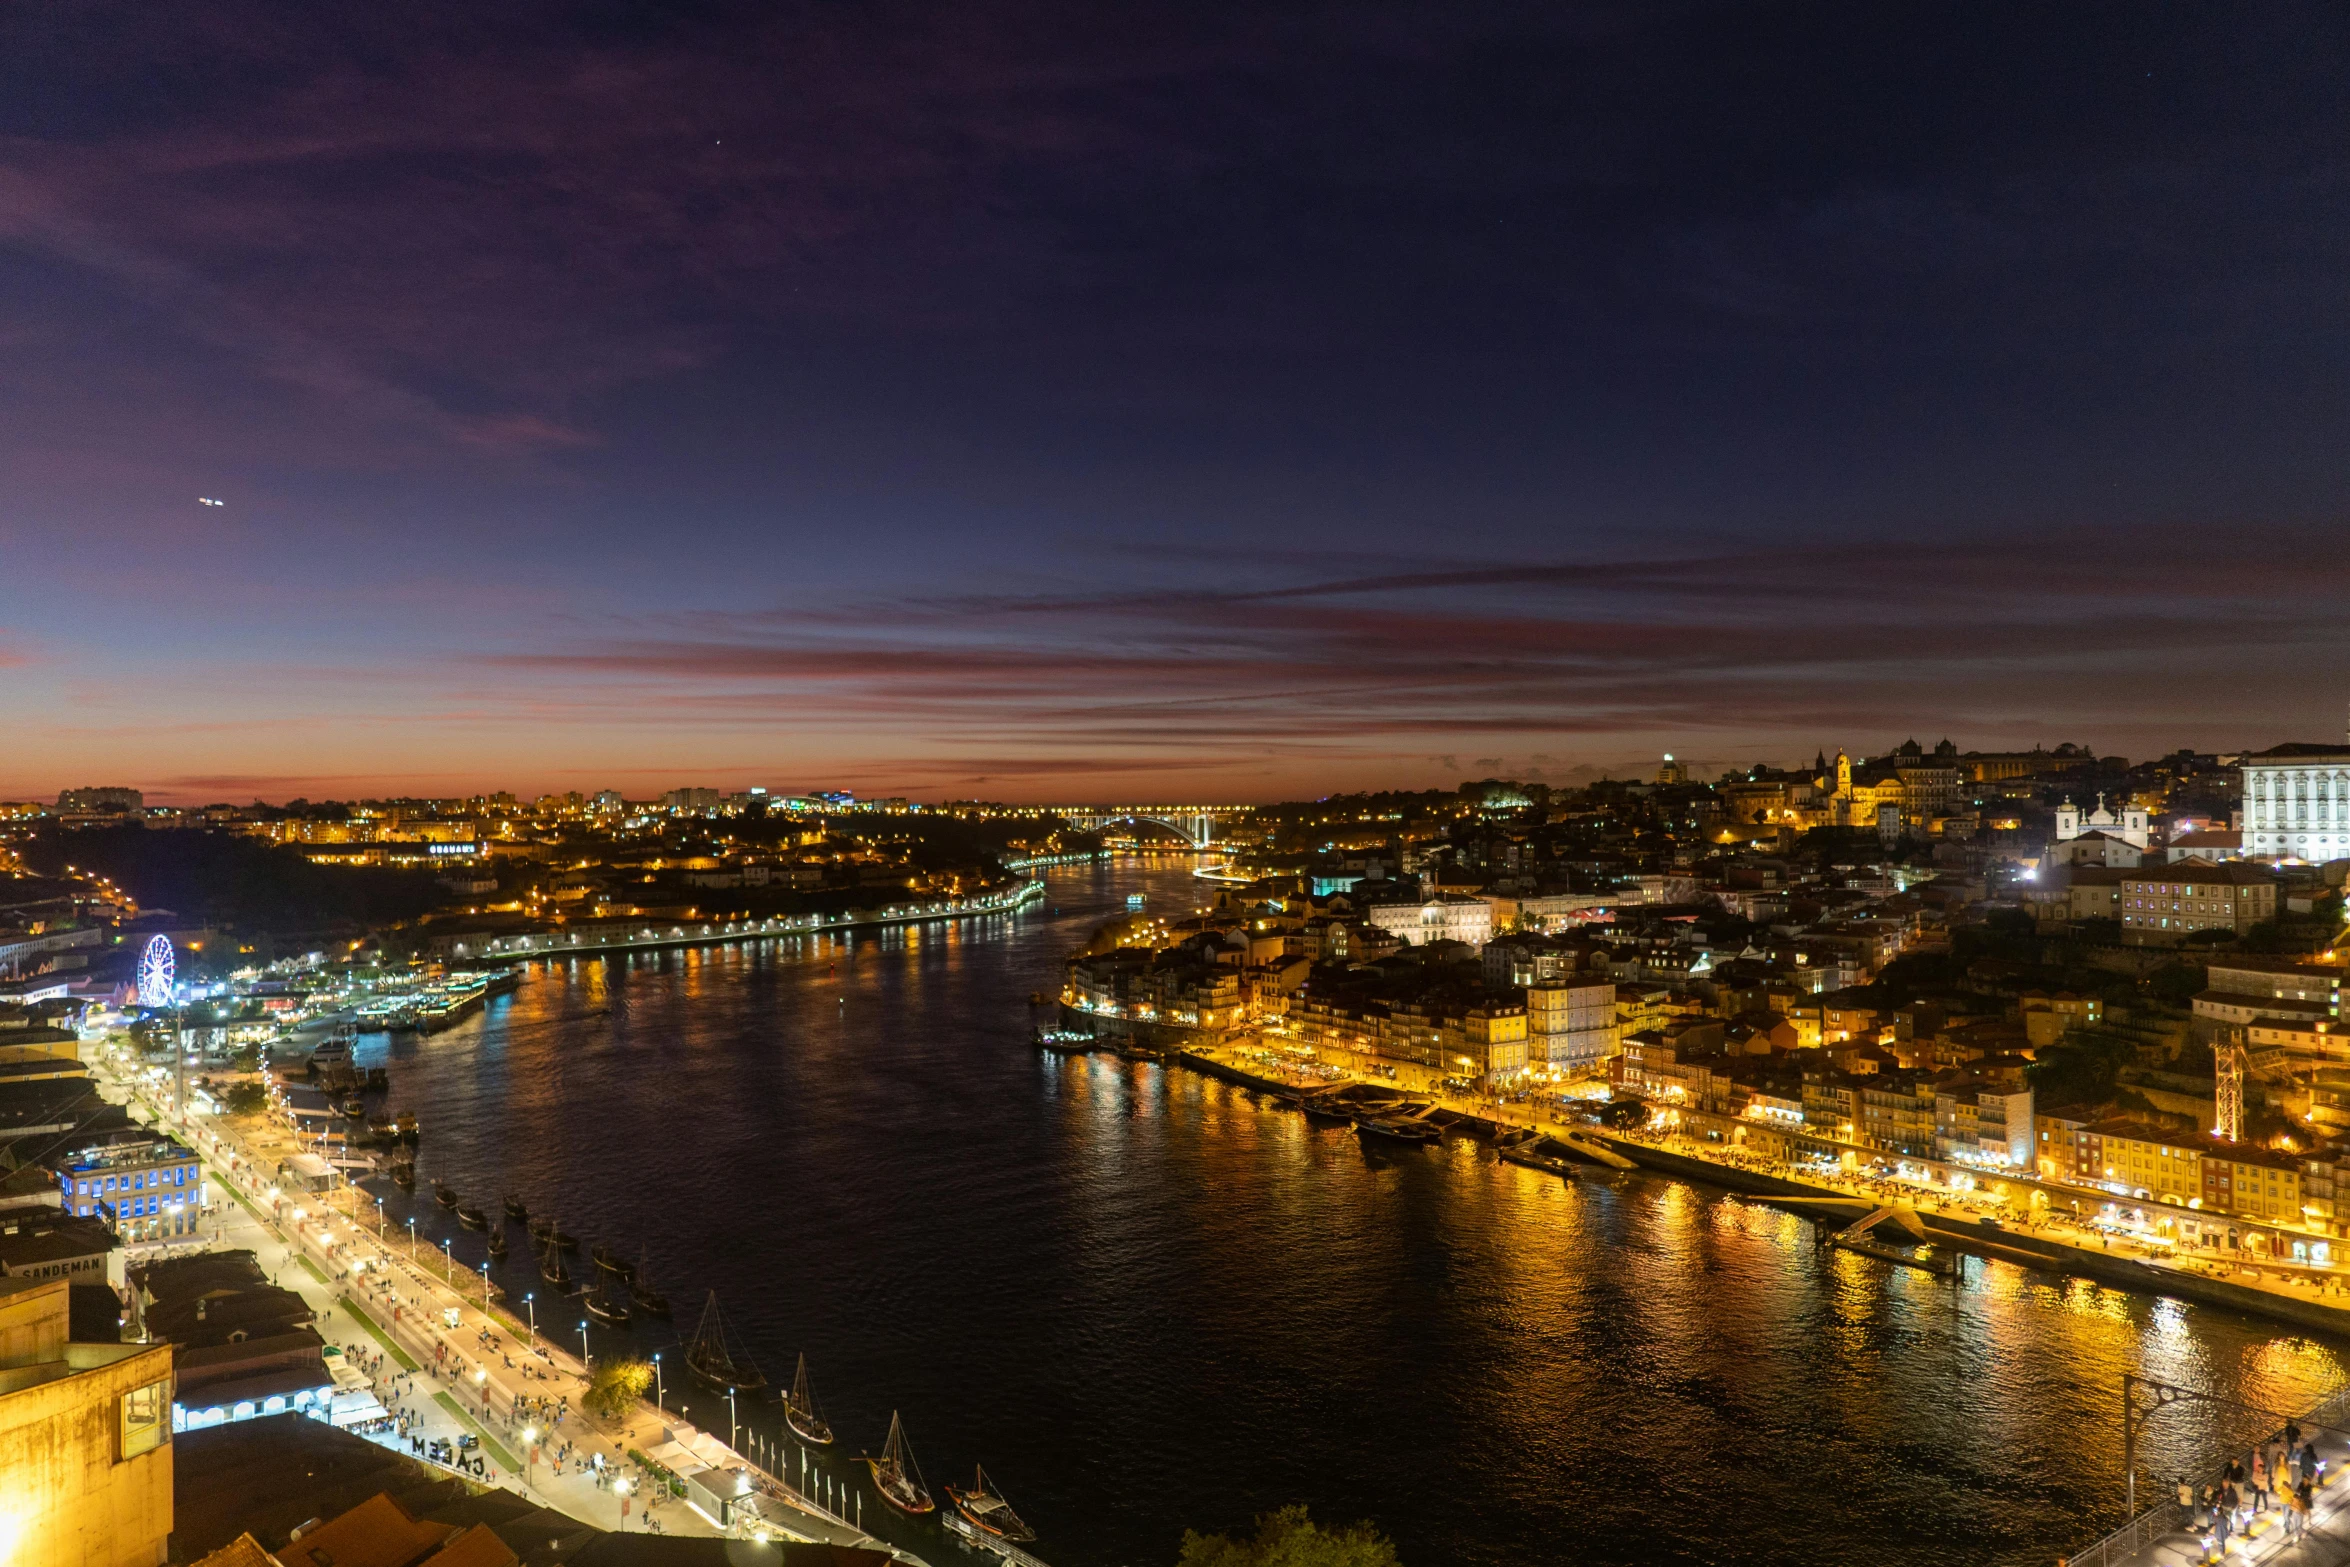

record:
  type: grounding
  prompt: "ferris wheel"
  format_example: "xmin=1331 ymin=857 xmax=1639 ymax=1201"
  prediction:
xmin=136 ymin=935 xmax=176 ymax=1009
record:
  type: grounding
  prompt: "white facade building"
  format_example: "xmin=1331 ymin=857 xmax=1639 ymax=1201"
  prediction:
xmin=2055 ymin=793 xmax=2150 ymax=849
xmin=1367 ymin=897 xmax=1493 ymax=948
xmin=2241 ymin=741 xmax=2350 ymax=863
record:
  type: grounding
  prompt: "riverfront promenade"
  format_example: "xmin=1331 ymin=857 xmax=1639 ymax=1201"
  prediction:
xmin=1180 ymin=1038 xmax=2350 ymax=1335
xmin=94 ymin=1050 xmax=918 ymax=1557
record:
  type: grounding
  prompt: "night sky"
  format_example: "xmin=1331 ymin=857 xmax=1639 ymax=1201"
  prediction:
xmin=5 ymin=3 xmax=2349 ymax=803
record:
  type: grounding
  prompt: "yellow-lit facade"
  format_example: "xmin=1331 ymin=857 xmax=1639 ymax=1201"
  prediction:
xmin=0 ymin=1276 xmax=174 ymax=1567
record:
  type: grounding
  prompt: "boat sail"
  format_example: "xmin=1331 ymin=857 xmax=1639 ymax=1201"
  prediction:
xmin=947 ymin=1465 xmax=1034 ymax=1542
xmin=537 ymin=1225 xmax=574 ymax=1289
xmin=685 ymin=1291 xmax=766 ymax=1393
xmin=784 ymin=1354 xmax=833 ymax=1445
xmin=864 ymin=1410 xmax=935 ymax=1515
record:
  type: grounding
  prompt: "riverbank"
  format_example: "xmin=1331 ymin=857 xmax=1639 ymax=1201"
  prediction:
xmin=1161 ymin=1039 xmax=2350 ymax=1340
xmin=443 ymin=879 xmax=1048 ymax=967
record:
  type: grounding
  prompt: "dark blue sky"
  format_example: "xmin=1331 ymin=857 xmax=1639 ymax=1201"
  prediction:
xmin=4 ymin=2 xmax=2347 ymax=802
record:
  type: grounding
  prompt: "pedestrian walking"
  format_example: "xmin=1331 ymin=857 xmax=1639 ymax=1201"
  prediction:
xmin=2289 ymin=1480 xmax=2312 ymax=1541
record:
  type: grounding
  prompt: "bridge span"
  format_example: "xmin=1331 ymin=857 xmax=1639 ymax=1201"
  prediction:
xmin=1047 ymin=803 xmax=1253 ymax=847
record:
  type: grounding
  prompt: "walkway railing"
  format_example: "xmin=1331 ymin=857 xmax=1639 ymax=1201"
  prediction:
xmin=2061 ymin=1380 xmax=2350 ymax=1566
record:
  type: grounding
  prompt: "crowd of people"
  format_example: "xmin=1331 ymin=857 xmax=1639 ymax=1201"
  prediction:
xmin=2177 ymin=1424 xmax=2330 ymax=1553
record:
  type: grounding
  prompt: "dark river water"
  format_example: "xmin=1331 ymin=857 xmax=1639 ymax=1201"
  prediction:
xmin=355 ymin=857 xmax=2349 ymax=1567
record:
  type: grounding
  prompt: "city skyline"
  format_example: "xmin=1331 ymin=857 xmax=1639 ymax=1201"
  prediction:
xmin=7 ymin=3 xmax=2350 ymax=802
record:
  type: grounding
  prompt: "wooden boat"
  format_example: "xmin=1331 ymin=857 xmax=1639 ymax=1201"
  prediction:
xmin=1498 ymin=1145 xmax=1576 ymax=1179
xmin=396 ymin=1111 xmax=420 ymax=1143
xmin=434 ymin=1183 xmax=461 ymax=1208
xmin=1354 ymin=1114 xmax=1439 ymax=1145
xmin=390 ymin=1160 xmax=416 ymax=1190
xmin=503 ymin=1195 xmax=528 ymax=1223
xmin=485 ymin=1228 xmax=508 ymax=1259
xmin=584 ymin=1286 xmax=631 ymax=1327
xmin=455 ymin=1202 xmax=489 ymax=1230
xmin=685 ymin=1292 xmax=765 ymax=1394
xmin=863 ymin=1411 xmax=935 ymax=1516
xmin=946 ymin=1466 xmax=1033 ymax=1542
xmin=629 ymin=1245 xmax=670 ymax=1317
xmin=529 ymin=1218 xmax=579 ymax=1251
xmin=783 ymin=1354 xmax=833 ymax=1445
xmin=591 ymin=1243 xmax=635 ymax=1280
xmin=538 ymin=1237 xmax=575 ymax=1290
xmin=341 ymin=1096 xmax=366 ymax=1119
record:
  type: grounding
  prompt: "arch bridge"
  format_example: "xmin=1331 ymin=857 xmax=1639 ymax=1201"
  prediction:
xmin=1052 ymin=804 xmax=1253 ymax=848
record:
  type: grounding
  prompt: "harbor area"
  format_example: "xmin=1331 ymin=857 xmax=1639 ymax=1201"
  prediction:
xmin=92 ymin=1050 xmax=932 ymax=1560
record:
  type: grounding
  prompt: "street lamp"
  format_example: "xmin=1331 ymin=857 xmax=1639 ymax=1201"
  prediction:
xmin=479 ymin=1260 xmax=491 ymax=1308
xmin=726 ymin=1385 xmax=738 ymax=1452
xmin=407 ymin=1217 xmax=417 ymax=1258
xmin=579 ymin=1320 xmax=590 ymax=1366
xmin=524 ymin=1293 xmax=536 ymax=1338
xmin=652 ymin=1352 xmax=664 ymax=1412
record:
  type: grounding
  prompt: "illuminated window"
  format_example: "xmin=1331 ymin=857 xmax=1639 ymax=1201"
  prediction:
xmin=120 ymin=1378 xmax=169 ymax=1459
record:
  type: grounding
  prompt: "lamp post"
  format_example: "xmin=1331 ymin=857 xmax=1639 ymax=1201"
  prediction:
xmin=652 ymin=1353 xmax=664 ymax=1412
xmin=525 ymin=1293 xmax=536 ymax=1338
xmin=727 ymin=1385 xmax=738 ymax=1452
xmin=407 ymin=1216 xmax=417 ymax=1259
xmin=579 ymin=1320 xmax=590 ymax=1367
xmin=441 ymin=1237 xmax=452 ymax=1281
xmin=375 ymin=1195 xmax=385 ymax=1235
xmin=479 ymin=1260 xmax=491 ymax=1309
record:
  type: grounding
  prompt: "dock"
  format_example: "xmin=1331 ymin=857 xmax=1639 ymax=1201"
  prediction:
xmin=943 ymin=1509 xmax=1056 ymax=1566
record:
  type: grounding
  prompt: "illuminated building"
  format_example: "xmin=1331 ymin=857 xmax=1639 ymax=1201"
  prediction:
xmin=2240 ymin=738 xmax=2350 ymax=862
xmin=2054 ymin=793 xmax=2150 ymax=849
xmin=2117 ymin=860 xmax=2279 ymax=946
xmin=1365 ymin=897 xmax=1492 ymax=948
xmin=0 ymin=1274 xmax=175 ymax=1567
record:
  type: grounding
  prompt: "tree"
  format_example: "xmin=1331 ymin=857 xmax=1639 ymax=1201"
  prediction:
xmin=220 ymin=1082 xmax=268 ymax=1116
xmin=583 ymin=1357 xmax=654 ymax=1422
xmin=1178 ymin=1506 xmax=1401 ymax=1567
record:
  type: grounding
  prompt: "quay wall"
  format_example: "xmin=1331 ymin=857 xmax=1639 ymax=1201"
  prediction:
xmin=1588 ymin=1135 xmax=2350 ymax=1339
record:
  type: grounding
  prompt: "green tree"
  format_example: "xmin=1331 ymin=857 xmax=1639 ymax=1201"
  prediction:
xmin=584 ymin=1357 xmax=654 ymax=1421
xmin=1178 ymin=1506 xmax=1400 ymax=1567
xmin=220 ymin=1082 xmax=268 ymax=1116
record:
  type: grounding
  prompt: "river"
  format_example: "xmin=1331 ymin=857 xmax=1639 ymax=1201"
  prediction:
xmin=351 ymin=856 xmax=2349 ymax=1567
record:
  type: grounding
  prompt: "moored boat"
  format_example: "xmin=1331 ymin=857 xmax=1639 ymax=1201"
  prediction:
xmin=784 ymin=1354 xmax=833 ymax=1445
xmin=486 ymin=1228 xmax=508 ymax=1259
xmin=1498 ymin=1144 xmax=1577 ymax=1178
xmin=503 ymin=1195 xmax=528 ymax=1223
xmin=396 ymin=1111 xmax=420 ymax=1143
xmin=456 ymin=1202 xmax=489 ymax=1230
xmin=947 ymin=1466 xmax=1033 ymax=1542
xmin=530 ymin=1218 xmax=578 ymax=1250
xmin=584 ymin=1285 xmax=631 ymax=1327
xmin=685 ymin=1292 xmax=765 ymax=1394
xmin=864 ymin=1411 xmax=934 ymax=1516
xmin=630 ymin=1245 xmax=670 ymax=1317
xmin=434 ymin=1183 xmax=461 ymax=1208
xmin=1354 ymin=1114 xmax=1439 ymax=1145
xmin=390 ymin=1160 xmax=417 ymax=1189
xmin=591 ymin=1243 xmax=634 ymax=1280
xmin=539 ymin=1237 xmax=575 ymax=1290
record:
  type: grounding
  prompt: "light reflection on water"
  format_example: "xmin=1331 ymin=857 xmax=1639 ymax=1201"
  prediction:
xmin=353 ymin=859 xmax=2348 ymax=1566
